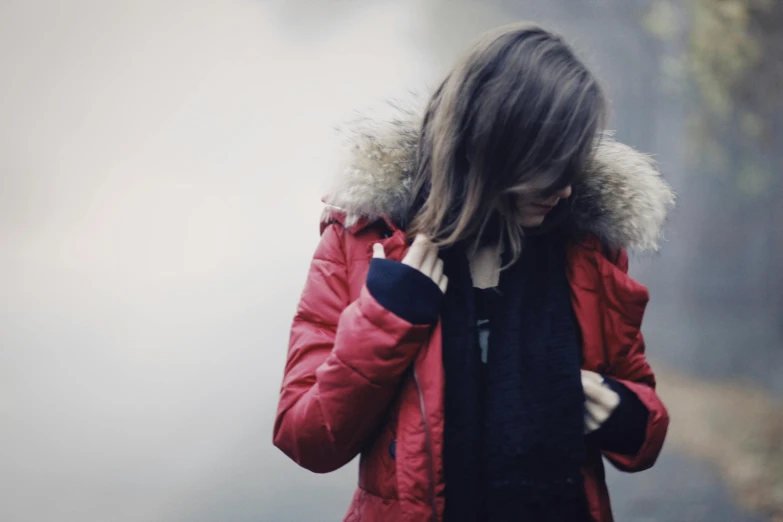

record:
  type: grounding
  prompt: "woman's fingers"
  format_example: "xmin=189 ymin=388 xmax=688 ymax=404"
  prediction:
xmin=584 ymin=413 xmax=601 ymax=434
xmin=585 ymin=396 xmax=612 ymax=425
xmin=438 ymin=274 xmax=449 ymax=294
xmin=402 ymin=234 xmax=430 ymax=269
xmin=582 ymin=372 xmax=620 ymax=433
xmin=584 ymin=390 xmax=613 ymax=434
xmin=583 ymin=378 xmax=620 ymax=410
xmin=431 ymin=258 xmax=444 ymax=284
xmin=400 ymin=234 xmax=448 ymax=293
xmin=581 ymin=369 xmax=603 ymax=385
xmin=582 ymin=372 xmax=617 ymax=404
xmin=581 ymin=374 xmax=602 ymax=399
xmin=433 ymin=258 xmax=448 ymax=293
xmin=419 ymin=243 xmax=439 ymax=277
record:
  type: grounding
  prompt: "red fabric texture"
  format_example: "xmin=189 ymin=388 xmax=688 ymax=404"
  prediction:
xmin=274 ymin=214 xmax=669 ymax=522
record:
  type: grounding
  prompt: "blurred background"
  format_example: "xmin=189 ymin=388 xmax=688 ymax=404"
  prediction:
xmin=1 ymin=0 xmax=781 ymax=521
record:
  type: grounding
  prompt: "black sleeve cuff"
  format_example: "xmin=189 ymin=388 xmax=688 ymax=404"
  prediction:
xmin=587 ymin=377 xmax=649 ymax=455
xmin=366 ymin=258 xmax=443 ymax=325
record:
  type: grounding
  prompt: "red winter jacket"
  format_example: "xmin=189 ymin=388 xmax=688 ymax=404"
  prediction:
xmin=273 ymin=103 xmax=674 ymax=522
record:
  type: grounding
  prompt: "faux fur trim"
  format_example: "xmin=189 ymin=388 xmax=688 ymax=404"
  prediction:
xmin=325 ymin=98 xmax=675 ymax=253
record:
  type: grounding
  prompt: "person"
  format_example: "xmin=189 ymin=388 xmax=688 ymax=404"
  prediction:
xmin=273 ymin=22 xmax=673 ymax=522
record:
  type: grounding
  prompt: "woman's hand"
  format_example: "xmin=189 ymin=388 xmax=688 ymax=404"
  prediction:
xmin=581 ymin=370 xmax=620 ymax=434
xmin=373 ymin=233 xmax=448 ymax=293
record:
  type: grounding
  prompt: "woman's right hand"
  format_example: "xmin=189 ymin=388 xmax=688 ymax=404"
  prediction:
xmin=373 ymin=233 xmax=449 ymax=293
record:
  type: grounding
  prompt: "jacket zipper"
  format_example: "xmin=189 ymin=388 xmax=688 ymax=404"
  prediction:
xmin=413 ymin=368 xmax=438 ymax=522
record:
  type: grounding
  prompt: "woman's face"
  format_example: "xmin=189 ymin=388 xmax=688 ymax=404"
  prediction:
xmin=511 ymin=184 xmax=573 ymax=228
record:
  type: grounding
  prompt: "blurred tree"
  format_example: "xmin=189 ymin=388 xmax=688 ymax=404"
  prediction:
xmin=645 ymin=2 xmax=783 ymax=516
xmin=645 ymin=0 xmax=783 ymax=325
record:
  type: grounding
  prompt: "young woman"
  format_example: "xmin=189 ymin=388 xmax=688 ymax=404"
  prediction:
xmin=274 ymin=23 xmax=673 ymax=522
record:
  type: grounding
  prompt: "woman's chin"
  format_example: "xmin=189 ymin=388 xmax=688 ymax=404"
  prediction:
xmin=517 ymin=214 xmax=547 ymax=228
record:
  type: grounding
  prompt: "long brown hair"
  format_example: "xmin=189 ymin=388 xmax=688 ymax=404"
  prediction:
xmin=406 ymin=22 xmax=607 ymax=263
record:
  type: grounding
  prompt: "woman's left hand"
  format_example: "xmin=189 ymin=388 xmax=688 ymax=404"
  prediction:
xmin=581 ymin=370 xmax=620 ymax=434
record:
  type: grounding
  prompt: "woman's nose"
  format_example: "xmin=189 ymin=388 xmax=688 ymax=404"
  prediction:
xmin=556 ymin=185 xmax=573 ymax=199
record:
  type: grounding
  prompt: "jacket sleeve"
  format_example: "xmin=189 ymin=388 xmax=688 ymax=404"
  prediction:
xmin=602 ymin=247 xmax=669 ymax=473
xmin=273 ymin=224 xmax=432 ymax=473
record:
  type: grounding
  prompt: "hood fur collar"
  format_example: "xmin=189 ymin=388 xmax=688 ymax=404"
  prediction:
xmin=324 ymin=98 xmax=675 ymax=253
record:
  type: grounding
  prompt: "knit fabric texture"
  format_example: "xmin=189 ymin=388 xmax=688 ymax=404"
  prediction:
xmin=441 ymin=233 xmax=590 ymax=521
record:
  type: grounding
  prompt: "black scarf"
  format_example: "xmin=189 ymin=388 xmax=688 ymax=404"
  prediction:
xmin=441 ymin=232 xmax=590 ymax=522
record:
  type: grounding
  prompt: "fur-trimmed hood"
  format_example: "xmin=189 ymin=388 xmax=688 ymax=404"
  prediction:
xmin=324 ymin=99 xmax=675 ymax=252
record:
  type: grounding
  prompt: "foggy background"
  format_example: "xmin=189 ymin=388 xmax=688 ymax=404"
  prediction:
xmin=1 ymin=1 xmax=781 ymax=521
